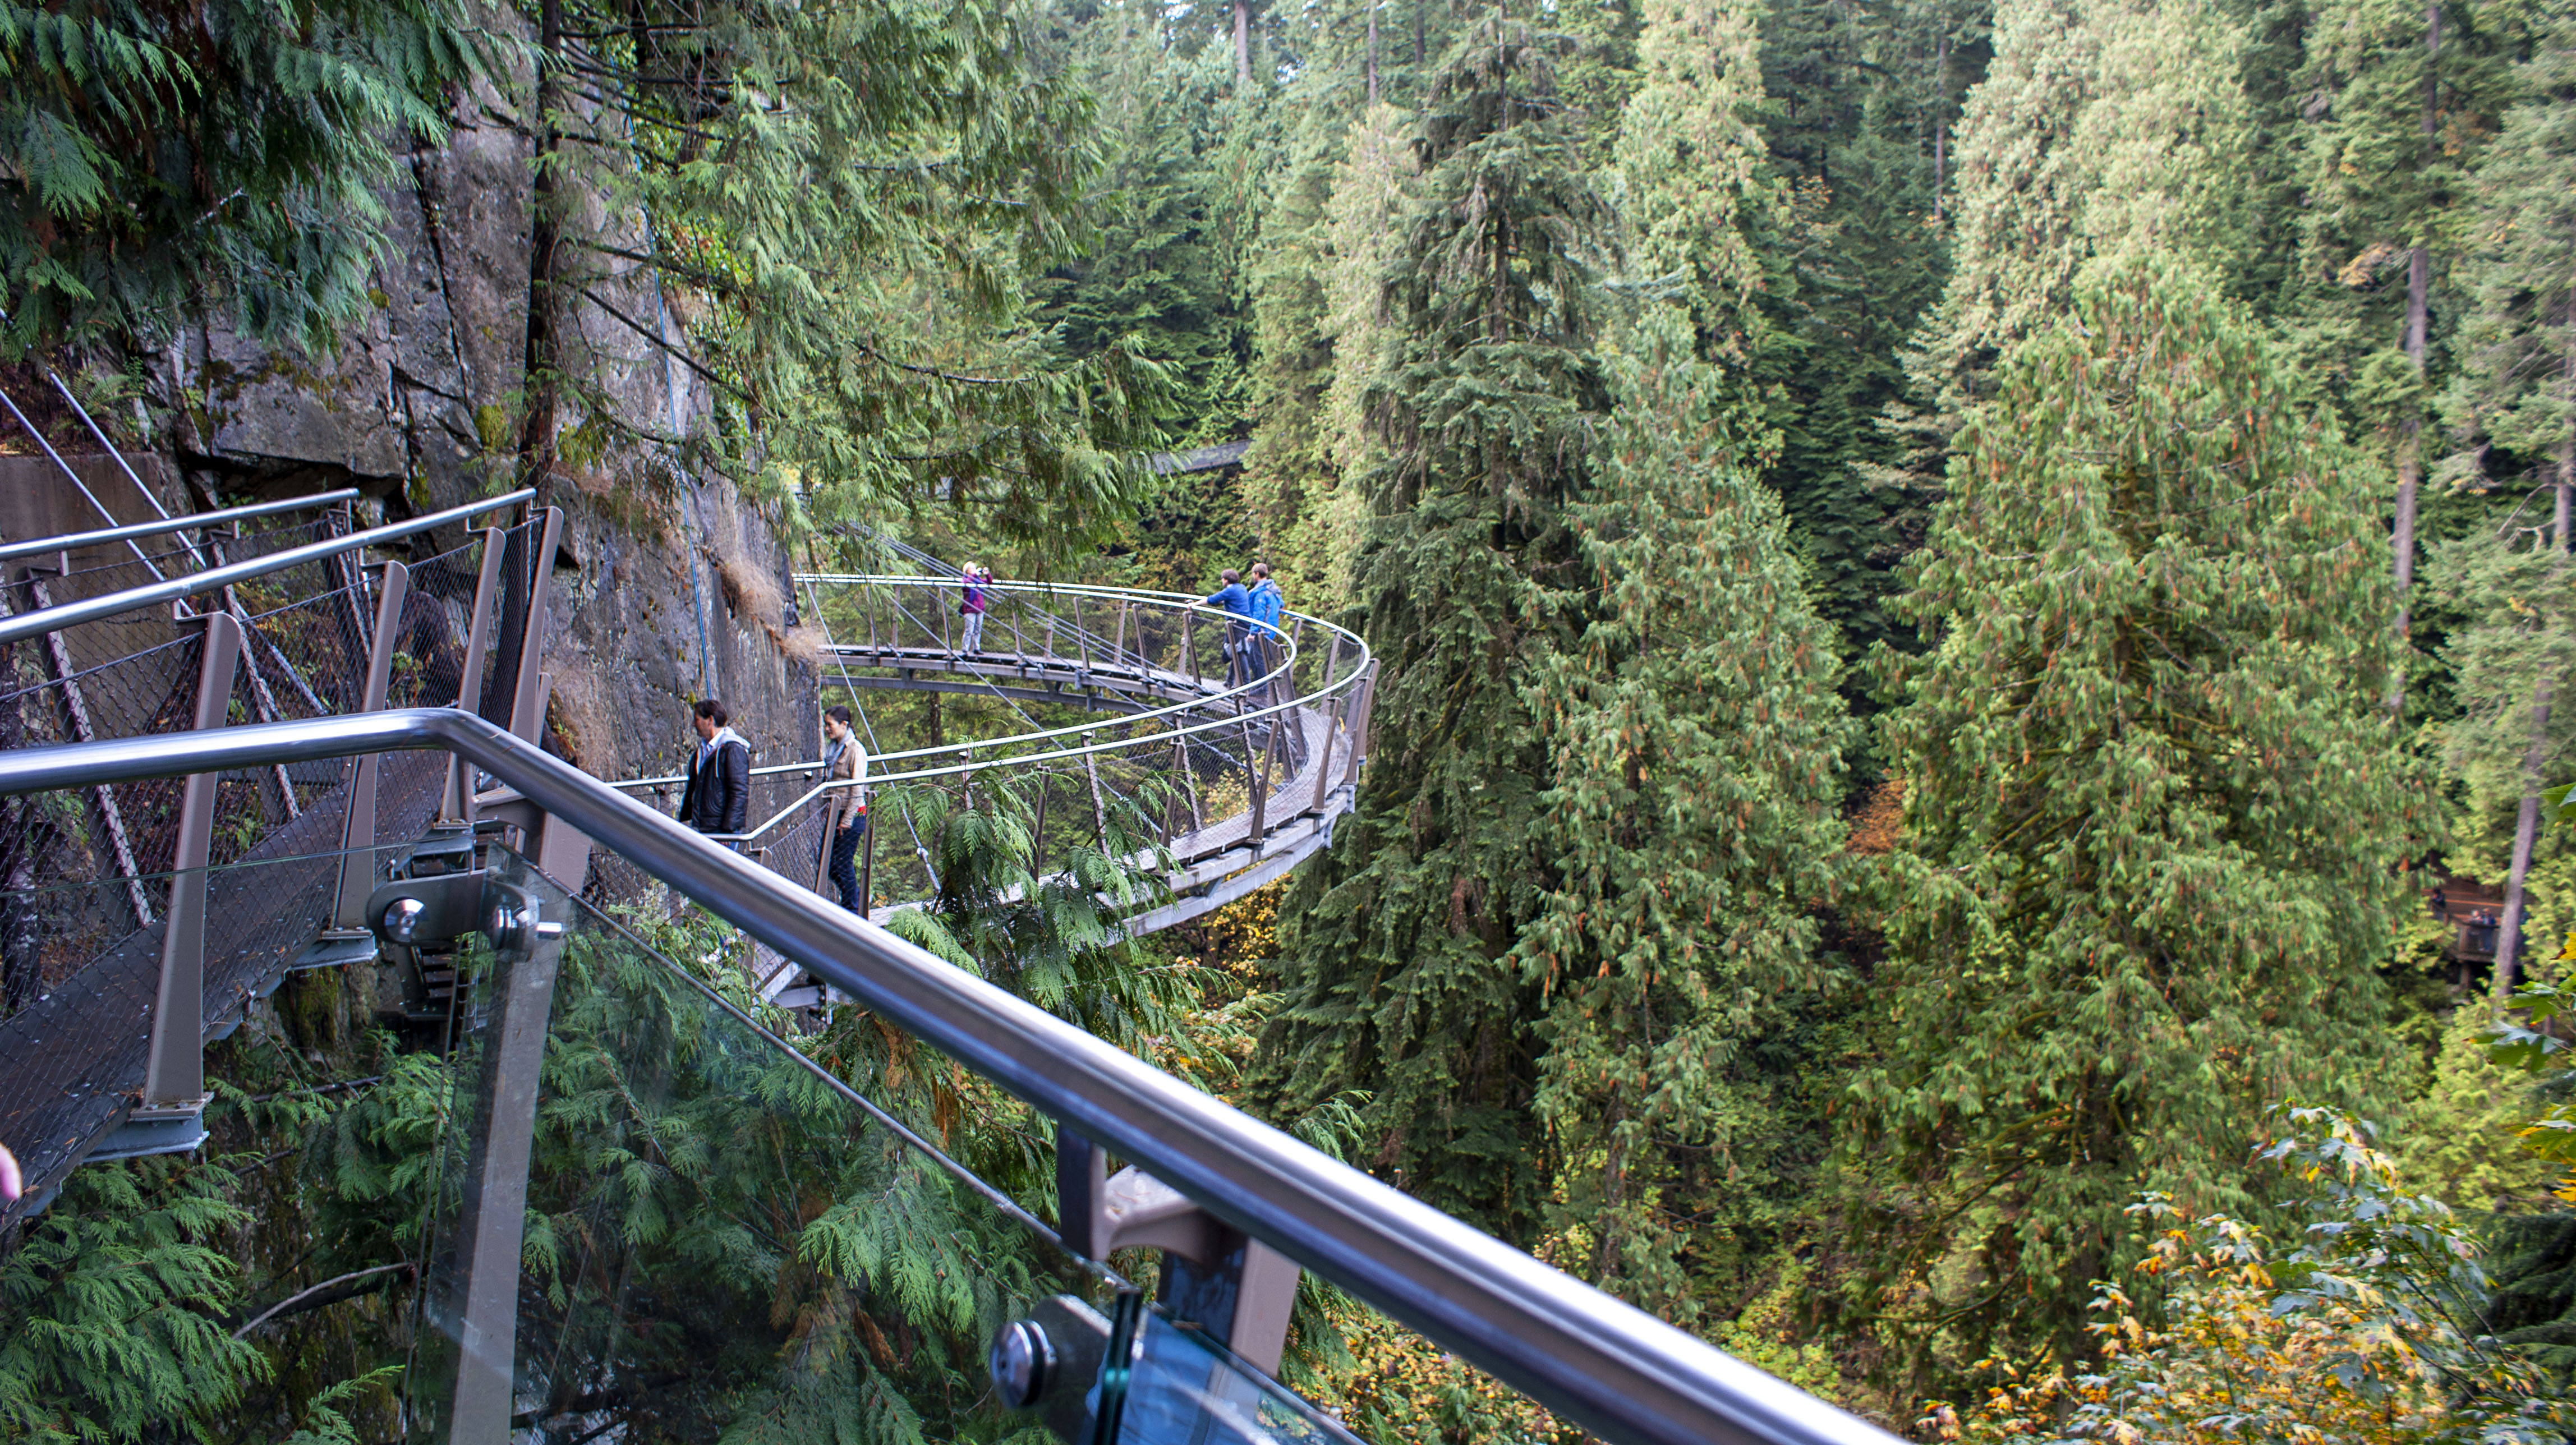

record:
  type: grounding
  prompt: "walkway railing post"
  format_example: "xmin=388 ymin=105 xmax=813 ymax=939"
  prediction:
xmin=1341 ymin=662 xmax=1378 ymax=790
xmin=138 ymin=611 xmax=242 ymax=1121
xmin=1248 ymin=717 xmax=1280 ymax=858
xmin=859 ymin=791 xmax=876 ymax=912
xmin=444 ymin=527 xmax=506 ymax=823
xmin=1183 ymin=613 xmax=1199 ymax=689
xmin=444 ymin=866 xmax=569 ymax=1445
xmin=1083 ymin=731 xmax=1107 ymax=846
xmin=1312 ymin=690 xmax=1345 ymax=817
xmin=505 ymin=508 xmax=564 ymax=743
xmin=330 ymin=562 xmax=410 ymax=928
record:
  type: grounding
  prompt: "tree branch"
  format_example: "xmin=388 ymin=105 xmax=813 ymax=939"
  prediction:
xmin=231 ymin=1262 xmax=416 ymax=1337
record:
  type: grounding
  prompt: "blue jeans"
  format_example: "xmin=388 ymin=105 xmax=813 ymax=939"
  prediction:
xmin=829 ymin=815 xmax=867 ymax=912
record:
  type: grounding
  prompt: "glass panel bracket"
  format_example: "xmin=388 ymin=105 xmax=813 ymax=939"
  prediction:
xmin=995 ymin=1130 xmax=1305 ymax=1442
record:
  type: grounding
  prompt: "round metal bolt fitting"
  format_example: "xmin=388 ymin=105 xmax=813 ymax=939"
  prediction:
xmin=380 ymin=896 xmax=428 ymax=945
xmin=989 ymin=1319 xmax=1054 ymax=1408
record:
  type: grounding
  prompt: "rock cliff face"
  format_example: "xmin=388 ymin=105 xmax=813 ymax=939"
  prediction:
xmin=148 ymin=98 xmax=821 ymax=790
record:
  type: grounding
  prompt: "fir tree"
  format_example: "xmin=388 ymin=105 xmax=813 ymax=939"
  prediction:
xmin=1257 ymin=14 xmax=1614 ymax=1232
xmin=1611 ymin=0 xmax=1787 ymax=356
xmin=1904 ymin=0 xmax=2254 ymax=421
xmin=0 ymin=1157 xmax=267 ymax=1443
xmin=1851 ymin=258 xmax=2432 ymax=1375
xmin=2434 ymin=8 xmax=2576 ymax=997
xmin=1754 ymin=0 xmax=1977 ymax=656
xmin=2288 ymin=0 xmax=2522 ymax=675
xmin=1039 ymin=6 xmax=1254 ymax=444
xmin=1516 ymin=307 xmax=1855 ymax=1318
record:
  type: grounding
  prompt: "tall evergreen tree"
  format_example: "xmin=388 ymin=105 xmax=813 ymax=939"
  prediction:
xmin=1753 ymin=0 xmax=1980 ymax=659
xmin=1516 ymin=307 xmax=1855 ymax=1319
xmin=1039 ymin=3 xmax=1253 ymax=444
xmin=2435 ymin=7 xmax=2576 ymax=999
xmin=1904 ymin=0 xmax=2254 ymax=421
xmin=1255 ymin=15 xmax=1614 ymax=1232
xmin=1850 ymin=259 xmax=2431 ymax=1377
xmin=2288 ymin=0 xmax=2522 ymax=682
xmin=1612 ymin=0 xmax=1786 ymax=355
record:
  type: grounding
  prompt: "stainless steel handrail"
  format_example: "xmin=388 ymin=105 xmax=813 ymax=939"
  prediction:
xmin=615 ymin=585 xmax=1358 ymax=850
xmin=0 ymin=490 xmax=535 ymax=647
xmin=620 ymin=580 xmax=1313 ymax=790
xmin=0 ymin=488 xmax=364 ymax=563
xmin=0 ymin=708 xmax=1901 ymax=1445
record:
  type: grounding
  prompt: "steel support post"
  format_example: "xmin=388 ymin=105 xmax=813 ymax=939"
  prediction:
xmin=329 ymin=563 xmax=411 ymax=929
xmin=505 ymin=509 xmax=564 ymax=744
xmin=443 ymin=527 xmax=507 ymax=823
xmin=1082 ymin=731 xmax=1107 ymax=846
xmin=1248 ymin=716 xmax=1280 ymax=858
xmin=138 ymin=611 xmax=242 ymax=1116
xmin=1340 ymin=662 xmax=1377 ymax=790
xmin=443 ymin=900 xmax=569 ymax=1445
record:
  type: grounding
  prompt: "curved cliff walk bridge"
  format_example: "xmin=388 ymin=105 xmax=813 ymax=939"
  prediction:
xmin=0 ymin=465 xmax=1374 ymax=1222
xmin=0 ymin=411 xmax=1888 ymax=1445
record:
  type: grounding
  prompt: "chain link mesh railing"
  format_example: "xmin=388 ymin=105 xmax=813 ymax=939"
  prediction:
xmin=586 ymin=574 xmax=1372 ymax=949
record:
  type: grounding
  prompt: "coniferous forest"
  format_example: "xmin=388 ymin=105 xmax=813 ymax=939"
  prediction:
xmin=16 ymin=0 xmax=2576 ymax=1438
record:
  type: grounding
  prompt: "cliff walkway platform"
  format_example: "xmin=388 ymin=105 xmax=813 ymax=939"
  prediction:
xmin=0 ymin=408 xmax=1880 ymax=1445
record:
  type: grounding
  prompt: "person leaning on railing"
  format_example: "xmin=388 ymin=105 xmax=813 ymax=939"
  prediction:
xmin=822 ymin=704 xmax=869 ymax=913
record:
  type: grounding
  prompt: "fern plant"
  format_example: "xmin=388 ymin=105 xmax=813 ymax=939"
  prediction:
xmin=0 ymin=1155 xmax=265 ymax=1444
xmin=0 ymin=0 xmax=486 ymax=354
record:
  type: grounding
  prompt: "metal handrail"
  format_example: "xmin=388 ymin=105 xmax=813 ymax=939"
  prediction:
xmin=0 ymin=707 xmax=1901 ymax=1445
xmin=0 ymin=489 xmax=364 ymax=563
xmin=0 ymin=490 xmax=534 ymax=647
xmin=622 ymin=580 xmax=1310 ymax=787
xmin=615 ymin=586 xmax=1354 ymax=850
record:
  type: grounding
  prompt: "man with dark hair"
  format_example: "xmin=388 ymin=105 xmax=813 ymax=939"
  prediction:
xmin=1245 ymin=562 xmax=1284 ymax=700
xmin=821 ymin=703 xmax=868 ymax=912
xmin=1203 ymin=567 xmax=1252 ymax=687
xmin=679 ymin=698 xmax=751 ymax=843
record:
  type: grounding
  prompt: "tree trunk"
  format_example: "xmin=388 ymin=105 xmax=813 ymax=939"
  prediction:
xmin=1234 ymin=0 xmax=1252 ymax=88
xmin=2497 ymin=674 xmax=2555 ymax=1009
xmin=2393 ymin=4 xmax=2440 ymax=706
xmin=1368 ymin=1 xmax=1381 ymax=107
xmin=2493 ymin=334 xmax=2576 ymax=1010
xmin=1932 ymin=31 xmax=1949 ymax=217
xmin=517 ymin=0 xmax=567 ymax=504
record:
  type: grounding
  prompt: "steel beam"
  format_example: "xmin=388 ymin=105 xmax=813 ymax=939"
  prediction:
xmin=331 ymin=562 xmax=410 ymax=928
xmin=139 ymin=611 xmax=242 ymax=1111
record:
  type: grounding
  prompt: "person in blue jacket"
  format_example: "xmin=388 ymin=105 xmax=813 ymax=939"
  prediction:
xmin=1245 ymin=563 xmax=1285 ymax=698
xmin=1203 ymin=568 xmax=1252 ymax=686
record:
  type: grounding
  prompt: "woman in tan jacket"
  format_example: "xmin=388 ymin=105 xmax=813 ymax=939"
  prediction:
xmin=822 ymin=704 xmax=869 ymax=912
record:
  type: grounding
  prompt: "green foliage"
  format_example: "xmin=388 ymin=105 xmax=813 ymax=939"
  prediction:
xmin=1944 ymin=1108 xmax=2573 ymax=1443
xmin=2396 ymin=1005 xmax=2561 ymax=1214
xmin=1039 ymin=6 xmax=1253 ymax=440
xmin=1257 ymin=13 xmax=1614 ymax=1234
xmin=0 ymin=1156 xmax=265 ymax=1444
xmin=521 ymin=0 xmax=1166 ymax=562
xmin=1516 ymin=307 xmax=1857 ymax=1317
xmin=0 ymin=0 xmax=484 ymax=354
xmin=2439 ymin=9 xmax=2576 ymax=495
xmin=1852 ymin=258 xmax=2432 ymax=1376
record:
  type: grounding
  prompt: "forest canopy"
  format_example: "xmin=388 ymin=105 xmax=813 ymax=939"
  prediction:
xmin=15 ymin=0 xmax=2576 ymax=1437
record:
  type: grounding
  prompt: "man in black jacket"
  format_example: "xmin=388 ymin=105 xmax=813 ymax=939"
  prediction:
xmin=678 ymin=698 xmax=752 ymax=843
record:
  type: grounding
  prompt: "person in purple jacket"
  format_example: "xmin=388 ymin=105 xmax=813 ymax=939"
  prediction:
xmin=960 ymin=563 xmax=992 ymax=655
